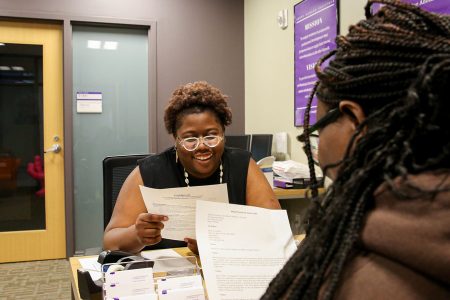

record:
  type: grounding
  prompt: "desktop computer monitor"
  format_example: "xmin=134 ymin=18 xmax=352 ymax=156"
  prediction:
xmin=225 ymin=135 xmax=251 ymax=151
xmin=250 ymin=134 xmax=273 ymax=162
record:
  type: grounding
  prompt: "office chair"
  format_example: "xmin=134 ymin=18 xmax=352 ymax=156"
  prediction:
xmin=103 ymin=152 xmax=187 ymax=252
xmin=77 ymin=154 xmax=152 ymax=300
xmin=224 ymin=134 xmax=251 ymax=151
xmin=103 ymin=154 xmax=151 ymax=229
xmin=250 ymin=134 xmax=273 ymax=162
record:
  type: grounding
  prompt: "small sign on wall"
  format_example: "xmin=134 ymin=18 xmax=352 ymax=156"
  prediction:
xmin=76 ymin=92 xmax=102 ymax=113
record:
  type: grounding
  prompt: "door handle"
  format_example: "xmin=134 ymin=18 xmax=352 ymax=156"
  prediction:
xmin=44 ymin=144 xmax=62 ymax=154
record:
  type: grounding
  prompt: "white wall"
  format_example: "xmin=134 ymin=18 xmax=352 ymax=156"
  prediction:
xmin=340 ymin=0 xmax=366 ymax=35
xmin=244 ymin=0 xmax=366 ymax=163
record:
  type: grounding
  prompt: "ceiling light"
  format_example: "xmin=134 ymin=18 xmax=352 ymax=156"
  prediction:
xmin=103 ymin=41 xmax=118 ymax=50
xmin=12 ymin=66 xmax=25 ymax=71
xmin=0 ymin=66 xmax=11 ymax=71
xmin=87 ymin=40 xmax=101 ymax=49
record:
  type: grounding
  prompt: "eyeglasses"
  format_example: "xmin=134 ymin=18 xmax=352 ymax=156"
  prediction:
xmin=296 ymin=108 xmax=340 ymax=166
xmin=177 ymin=135 xmax=224 ymax=151
xmin=306 ymin=133 xmax=320 ymax=165
xmin=296 ymin=108 xmax=340 ymax=143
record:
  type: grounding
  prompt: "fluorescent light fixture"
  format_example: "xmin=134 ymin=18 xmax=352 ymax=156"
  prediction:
xmin=0 ymin=43 xmax=5 ymax=46
xmin=12 ymin=66 xmax=25 ymax=71
xmin=103 ymin=41 xmax=118 ymax=50
xmin=87 ymin=40 xmax=101 ymax=49
xmin=0 ymin=66 xmax=11 ymax=71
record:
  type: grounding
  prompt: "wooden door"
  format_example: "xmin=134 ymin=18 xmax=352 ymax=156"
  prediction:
xmin=0 ymin=20 xmax=65 ymax=262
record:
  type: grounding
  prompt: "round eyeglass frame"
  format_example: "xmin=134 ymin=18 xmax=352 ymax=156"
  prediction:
xmin=177 ymin=135 xmax=224 ymax=151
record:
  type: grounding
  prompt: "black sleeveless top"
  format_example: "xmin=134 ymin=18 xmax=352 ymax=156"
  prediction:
xmin=138 ymin=146 xmax=250 ymax=249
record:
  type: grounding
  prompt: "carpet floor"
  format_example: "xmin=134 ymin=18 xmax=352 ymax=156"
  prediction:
xmin=0 ymin=259 xmax=72 ymax=299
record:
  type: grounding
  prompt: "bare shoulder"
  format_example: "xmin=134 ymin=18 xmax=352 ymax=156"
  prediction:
xmin=246 ymin=158 xmax=280 ymax=209
xmin=106 ymin=166 xmax=146 ymax=229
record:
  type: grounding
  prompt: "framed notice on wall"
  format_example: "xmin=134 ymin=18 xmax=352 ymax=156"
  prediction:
xmin=294 ymin=0 xmax=339 ymax=126
xmin=371 ymin=0 xmax=450 ymax=14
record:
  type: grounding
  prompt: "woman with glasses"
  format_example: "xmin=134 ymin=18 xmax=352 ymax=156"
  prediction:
xmin=103 ymin=81 xmax=280 ymax=254
xmin=263 ymin=0 xmax=450 ymax=299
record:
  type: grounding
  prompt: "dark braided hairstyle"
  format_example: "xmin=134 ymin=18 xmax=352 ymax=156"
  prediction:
xmin=262 ymin=1 xmax=450 ymax=299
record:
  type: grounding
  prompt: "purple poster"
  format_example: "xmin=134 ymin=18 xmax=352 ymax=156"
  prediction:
xmin=372 ymin=0 xmax=450 ymax=15
xmin=294 ymin=0 xmax=338 ymax=126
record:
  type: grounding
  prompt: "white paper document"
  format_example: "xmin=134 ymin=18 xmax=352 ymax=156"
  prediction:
xmin=140 ymin=248 xmax=182 ymax=260
xmin=196 ymin=200 xmax=297 ymax=300
xmin=141 ymin=249 xmax=195 ymax=274
xmin=139 ymin=184 xmax=229 ymax=241
xmin=78 ymin=257 xmax=102 ymax=281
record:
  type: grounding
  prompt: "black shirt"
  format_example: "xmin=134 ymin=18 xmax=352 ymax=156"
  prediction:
xmin=137 ymin=146 xmax=251 ymax=249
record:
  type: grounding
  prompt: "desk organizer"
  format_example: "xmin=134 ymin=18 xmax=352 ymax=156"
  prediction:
xmin=101 ymin=256 xmax=205 ymax=299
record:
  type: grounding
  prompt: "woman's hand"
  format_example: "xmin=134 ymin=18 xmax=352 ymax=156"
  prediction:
xmin=184 ymin=238 xmax=199 ymax=255
xmin=135 ymin=213 xmax=168 ymax=246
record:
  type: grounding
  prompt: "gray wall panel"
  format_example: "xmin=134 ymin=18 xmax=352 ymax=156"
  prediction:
xmin=0 ymin=0 xmax=245 ymax=150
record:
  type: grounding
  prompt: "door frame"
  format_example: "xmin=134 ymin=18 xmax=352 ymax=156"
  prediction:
xmin=0 ymin=12 xmax=157 ymax=257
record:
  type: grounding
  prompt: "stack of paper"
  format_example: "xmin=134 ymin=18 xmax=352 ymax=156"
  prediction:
xmin=196 ymin=200 xmax=297 ymax=300
xmin=273 ymin=160 xmax=311 ymax=179
xmin=138 ymin=183 xmax=298 ymax=299
xmin=272 ymin=160 xmax=323 ymax=188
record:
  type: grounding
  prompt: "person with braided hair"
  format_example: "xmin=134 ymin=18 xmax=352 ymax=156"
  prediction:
xmin=262 ymin=0 xmax=450 ymax=299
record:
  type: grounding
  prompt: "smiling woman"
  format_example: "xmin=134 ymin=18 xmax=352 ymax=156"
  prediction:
xmin=103 ymin=81 xmax=280 ymax=254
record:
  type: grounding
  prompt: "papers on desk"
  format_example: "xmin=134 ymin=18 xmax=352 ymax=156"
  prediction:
xmin=273 ymin=160 xmax=311 ymax=179
xmin=140 ymin=248 xmax=182 ymax=260
xmin=78 ymin=249 xmax=184 ymax=283
xmin=79 ymin=256 xmax=103 ymax=281
xmin=141 ymin=249 xmax=195 ymax=274
xmin=139 ymin=183 xmax=229 ymax=240
xmin=80 ymin=195 xmax=296 ymax=299
xmin=103 ymin=263 xmax=205 ymax=299
xmin=273 ymin=160 xmax=324 ymax=188
xmin=196 ymin=200 xmax=297 ymax=300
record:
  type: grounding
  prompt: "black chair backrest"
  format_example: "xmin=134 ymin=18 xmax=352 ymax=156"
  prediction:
xmin=250 ymin=134 xmax=273 ymax=162
xmin=225 ymin=134 xmax=251 ymax=151
xmin=103 ymin=154 xmax=151 ymax=229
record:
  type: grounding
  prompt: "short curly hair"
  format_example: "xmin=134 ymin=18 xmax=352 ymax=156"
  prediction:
xmin=164 ymin=81 xmax=233 ymax=136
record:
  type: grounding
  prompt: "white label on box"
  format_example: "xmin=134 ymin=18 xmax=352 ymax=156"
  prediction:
xmin=105 ymin=267 xmax=154 ymax=285
xmin=104 ymin=284 xmax=155 ymax=298
xmin=159 ymin=286 xmax=205 ymax=300
xmin=106 ymin=295 xmax=157 ymax=300
xmin=104 ymin=268 xmax=156 ymax=298
xmin=157 ymin=274 xmax=203 ymax=291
